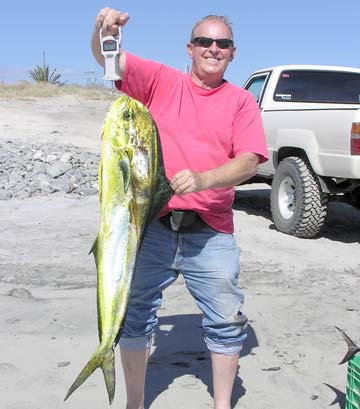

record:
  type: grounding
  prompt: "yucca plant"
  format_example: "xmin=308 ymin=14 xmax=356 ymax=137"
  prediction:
xmin=29 ymin=52 xmax=63 ymax=85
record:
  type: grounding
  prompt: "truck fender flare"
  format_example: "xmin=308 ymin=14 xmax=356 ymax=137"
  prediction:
xmin=274 ymin=129 xmax=324 ymax=175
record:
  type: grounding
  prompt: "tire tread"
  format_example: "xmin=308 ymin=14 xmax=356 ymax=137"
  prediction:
xmin=271 ymin=157 xmax=328 ymax=238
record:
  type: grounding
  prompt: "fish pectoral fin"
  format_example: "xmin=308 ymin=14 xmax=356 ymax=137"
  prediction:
xmin=119 ymin=155 xmax=131 ymax=193
xmin=64 ymin=345 xmax=116 ymax=405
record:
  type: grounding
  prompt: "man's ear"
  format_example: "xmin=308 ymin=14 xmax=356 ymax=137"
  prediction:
xmin=187 ymin=42 xmax=193 ymax=58
xmin=230 ymin=46 xmax=236 ymax=62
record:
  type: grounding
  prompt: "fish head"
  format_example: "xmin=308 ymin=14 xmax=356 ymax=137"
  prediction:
xmin=103 ymin=95 xmax=156 ymax=152
xmin=100 ymin=95 xmax=160 ymax=201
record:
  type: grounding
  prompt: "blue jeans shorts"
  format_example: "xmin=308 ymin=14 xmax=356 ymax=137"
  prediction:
xmin=119 ymin=219 xmax=247 ymax=355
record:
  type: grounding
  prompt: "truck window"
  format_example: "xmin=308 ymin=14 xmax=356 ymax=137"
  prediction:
xmin=245 ymin=75 xmax=267 ymax=102
xmin=274 ymin=70 xmax=360 ymax=104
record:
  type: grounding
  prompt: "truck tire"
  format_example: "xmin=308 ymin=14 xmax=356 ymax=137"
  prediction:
xmin=270 ymin=157 xmax=328 ymax=238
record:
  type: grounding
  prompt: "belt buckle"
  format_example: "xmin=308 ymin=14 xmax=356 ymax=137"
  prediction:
xmin=167 ymin=210 xmax=201 ymax=232
xmin=169 ymin=210 xmax=184 ymax=231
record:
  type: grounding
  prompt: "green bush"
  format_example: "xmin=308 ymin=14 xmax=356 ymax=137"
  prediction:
xmin=29 ymin=64 xmax=63 ymax=85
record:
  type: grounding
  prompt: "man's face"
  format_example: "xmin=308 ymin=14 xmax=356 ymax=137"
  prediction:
xmin=187 ymin=20 xmax=236 ymax=87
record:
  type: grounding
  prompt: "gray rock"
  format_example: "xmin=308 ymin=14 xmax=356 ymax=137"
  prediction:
xmin=33 ymin=150 xmax=44 ymax=161
xmin=32 ymin=162 xmax=46 ymax=175
xmin=57 ymin=361 xmax=71 ymax=368
xmin=16 ymin=190 xmax=31 ymax=199
xmin=0 ymin=140 xmax=99 ymax=200
xmin=34 ymin=173 xmax=51 ymax=183
xmin=52 ymin=177 xmax=74 ymax=194
xmin=46 ymin=161 xmax=72 ymax=178
xmin=60 ymin=152 xmax=73 ymax=162
xmin=0 ymin=189 xmax=12 ymax=200
xmin=46 ymin=154 xmax=58 ymax=163
xmin=7 ymin=288 xmax=34 ymax=298
xmin=40 ymin=181 xmax=52 ymax=193
xmin=75 ymin=184 xmax=98 ymax=196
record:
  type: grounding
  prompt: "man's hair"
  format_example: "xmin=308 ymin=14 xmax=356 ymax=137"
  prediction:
xmin=190 ymin=15 xmax=234 ymax=40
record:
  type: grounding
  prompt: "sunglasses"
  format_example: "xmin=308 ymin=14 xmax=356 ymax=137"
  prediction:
xmin=190 ymin=37 xmax=234 ymax=49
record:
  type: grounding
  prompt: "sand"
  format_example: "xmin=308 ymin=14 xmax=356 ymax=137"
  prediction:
xmin=0 ymin=95 xmax=359 ymax=409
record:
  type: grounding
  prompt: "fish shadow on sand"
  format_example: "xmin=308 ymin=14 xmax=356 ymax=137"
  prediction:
xmin=144 ymin=313 xmax=259 ymax=408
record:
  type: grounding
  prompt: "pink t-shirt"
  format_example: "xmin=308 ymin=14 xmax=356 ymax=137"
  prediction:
xmin=116 ymin=52 xmax=268 ymax=233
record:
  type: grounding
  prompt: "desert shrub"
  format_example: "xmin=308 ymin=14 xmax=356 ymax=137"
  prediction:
xmin=29 ymin=64 xmax=63 ymax=85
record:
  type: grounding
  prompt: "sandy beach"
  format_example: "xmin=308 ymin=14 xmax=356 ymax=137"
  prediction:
xmin=1 ymin=94 xmax=359 ymax=409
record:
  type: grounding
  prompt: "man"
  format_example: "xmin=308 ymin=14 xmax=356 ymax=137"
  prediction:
xmin=92 ymin=7 xmax=267 ymax=409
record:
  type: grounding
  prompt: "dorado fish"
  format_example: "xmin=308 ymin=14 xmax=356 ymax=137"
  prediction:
xmin=64 ymin=95 xmax=172 ymax=404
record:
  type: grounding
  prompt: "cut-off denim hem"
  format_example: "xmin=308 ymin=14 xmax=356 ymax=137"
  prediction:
xmin=204 ymin=335 xmax=245 ymax=356
xmin=119 ymin=334 xmax=153 ymax=351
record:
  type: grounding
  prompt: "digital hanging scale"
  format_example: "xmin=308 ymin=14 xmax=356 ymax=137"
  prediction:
xmin=99 ymin=27 xmax=122 ymax=81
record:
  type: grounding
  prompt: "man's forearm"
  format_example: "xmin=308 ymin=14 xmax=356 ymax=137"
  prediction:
xmin=170 ymin=152 xmax=260 ymax=195
xmin=91 ymin=28 xmax=104 ymax=67
xmin=202 ymin=152 xmax=259 ymax=190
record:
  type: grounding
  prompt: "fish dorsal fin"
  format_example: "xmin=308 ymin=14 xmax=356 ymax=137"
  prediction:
xmin=119 ymin=155 xmax=131 ymax=193
xmin=89 ymin=237 xmax=98 ymax=257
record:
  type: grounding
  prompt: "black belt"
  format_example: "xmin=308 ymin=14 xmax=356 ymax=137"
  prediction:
xmin=158 ymin=210 xmax=207 ymax=233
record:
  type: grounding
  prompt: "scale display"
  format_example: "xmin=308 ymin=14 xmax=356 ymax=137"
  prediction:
xmin=103 ymin=40 xmax=117 ymax=52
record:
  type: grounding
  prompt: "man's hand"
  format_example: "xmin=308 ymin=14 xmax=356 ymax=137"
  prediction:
xmin=170 ymin=169 xmax=208 ymax=195
xmin=95 ymin=7 xmax=130 ymax=36
xmin=92 ymin=8 xmax=129 ymax=70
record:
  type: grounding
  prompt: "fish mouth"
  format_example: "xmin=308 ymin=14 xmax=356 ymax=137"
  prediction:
xmin=115 ymin=94 xmax=132 ymax=114
xmin=123 ymin=95 xmax=131 ymax=109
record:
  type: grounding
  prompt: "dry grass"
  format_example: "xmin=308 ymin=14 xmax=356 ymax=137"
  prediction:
xmin=0 ymin=81 xmax=117 ymax=100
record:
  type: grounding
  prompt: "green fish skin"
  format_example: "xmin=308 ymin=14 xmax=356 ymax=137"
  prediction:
xmin=64 ymin=95 xmax=172 ymax=404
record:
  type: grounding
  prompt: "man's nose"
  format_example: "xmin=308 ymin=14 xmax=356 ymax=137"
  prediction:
xmin=208 ymin=40 xmax=219 ymax=51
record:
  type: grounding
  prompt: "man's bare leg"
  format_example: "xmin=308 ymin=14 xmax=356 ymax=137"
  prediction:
xmin=120 ymin=348 xmax=150 ymax=409
xmin=211 ymin=351 xmax=240 ymax=409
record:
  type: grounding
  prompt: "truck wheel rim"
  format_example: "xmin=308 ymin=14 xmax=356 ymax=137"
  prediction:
xmin=278 ymin=177 xmax=296 ymax=219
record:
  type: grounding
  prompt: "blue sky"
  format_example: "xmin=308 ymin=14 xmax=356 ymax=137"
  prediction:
xmin=1 ymin=1 xmax=359 ymax=88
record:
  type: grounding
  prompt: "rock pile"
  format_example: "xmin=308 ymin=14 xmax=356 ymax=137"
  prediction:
xmin=0 ymin=140 xmax=100 ymax=200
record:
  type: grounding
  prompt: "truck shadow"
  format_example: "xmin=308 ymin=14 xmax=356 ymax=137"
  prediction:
xmin=233 ymin=187 xmax=272 ymax=220
xmin=321 ymin=202 xmax=360 ymax=243
xmin=144 ymin=314 xmax=259 ymax=408
xmin=233 ymin=187 xmax=360 ymax=243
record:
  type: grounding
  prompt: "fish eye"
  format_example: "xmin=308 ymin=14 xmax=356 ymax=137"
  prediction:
xmin=122 ymin=109 xmax=134 ymax=122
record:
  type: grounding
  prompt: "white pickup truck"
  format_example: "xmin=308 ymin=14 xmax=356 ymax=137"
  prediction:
xmin=243 ymin=65 xmax=360 ymax=238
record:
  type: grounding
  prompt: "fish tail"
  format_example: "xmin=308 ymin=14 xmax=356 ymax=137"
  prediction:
xmin=64 ymin=349 xmax=100 ymax=401
xmin=101 ymin=348 xmax=116 ymax=404
xmin=64 ymin=346 xmax=116 ymax=404
xmin=339 ymin=348 xmax=358 ymax=365
xmin=335 ymin=326 xmax=359 ymax=364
